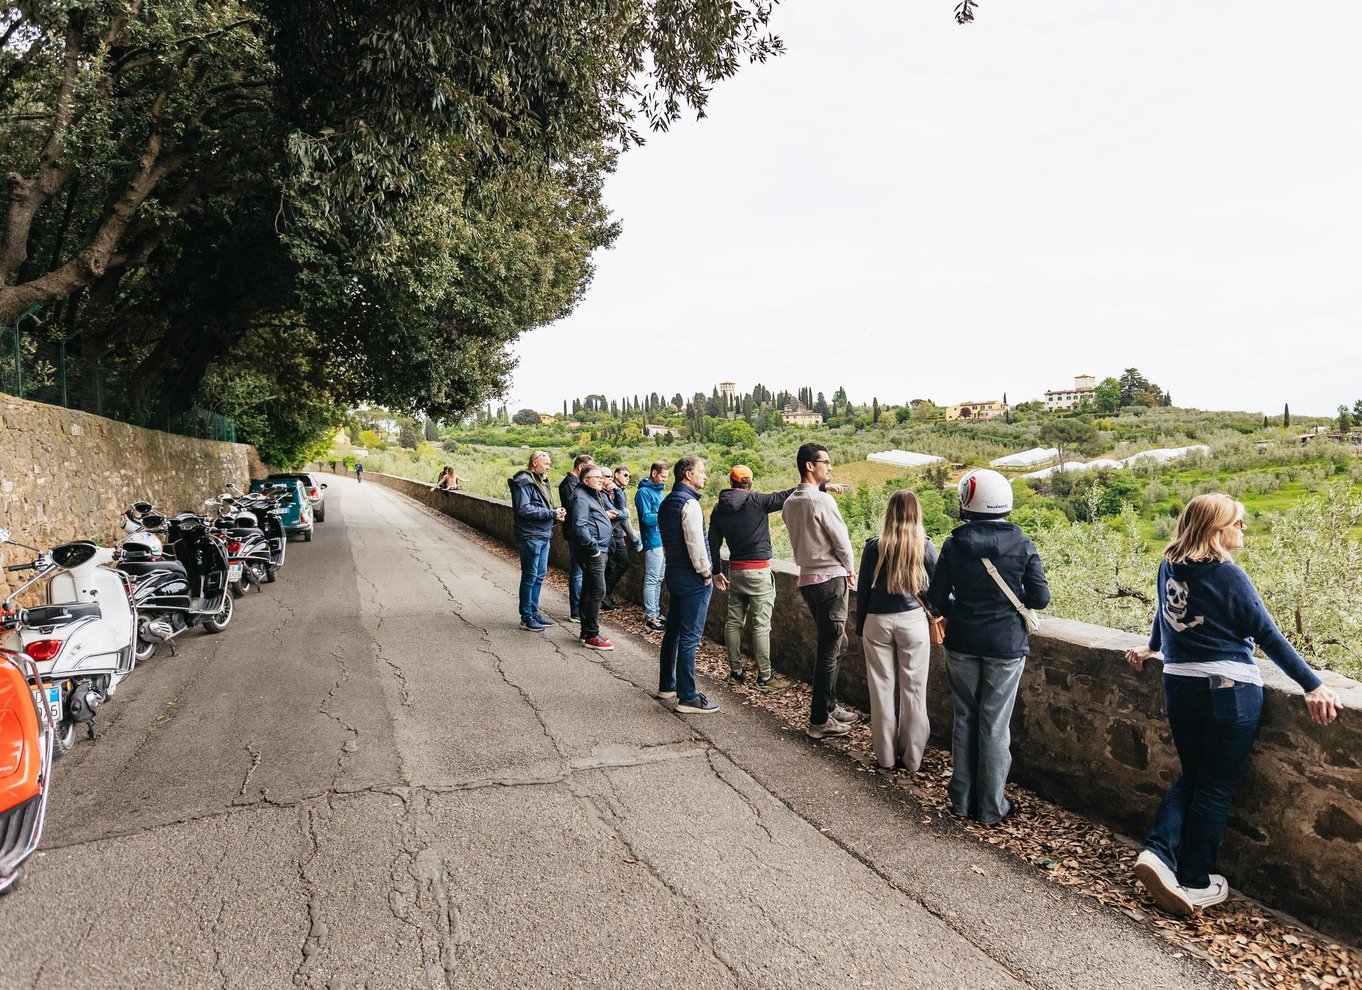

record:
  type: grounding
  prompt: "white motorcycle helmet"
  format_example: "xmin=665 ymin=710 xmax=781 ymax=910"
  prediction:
xmin=958 ymin=468 xmax=1013 ymax=516
xmin=123 ymin=531 xmax=163 ymax=557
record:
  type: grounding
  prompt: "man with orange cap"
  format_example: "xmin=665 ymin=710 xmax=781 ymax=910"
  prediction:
xmin=709 ymin=464 xmax=843 ymax=689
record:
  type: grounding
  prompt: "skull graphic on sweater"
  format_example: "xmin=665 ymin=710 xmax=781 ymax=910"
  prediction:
xmin=1162 ymin=577 xmax=1205 ymax=632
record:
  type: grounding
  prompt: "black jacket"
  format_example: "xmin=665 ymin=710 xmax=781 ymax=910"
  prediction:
xmin=571 ymin=487 xmax=613 ymax=554
xmin=855 ymin=536 xmax=939 ymax=637
xmin=508 ymin=471 xmax=556 ymax=542
xmin=707 ymin=487 xmax=797 ymax=571
xmin=559 ymin=473 xmax=582 ymax=528
xmin=925 ymin=519 xmax=1049 ymax=658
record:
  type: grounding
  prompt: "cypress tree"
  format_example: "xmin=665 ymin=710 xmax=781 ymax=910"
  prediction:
xmin=1283 ymin=403 xmax=1290 ymax=428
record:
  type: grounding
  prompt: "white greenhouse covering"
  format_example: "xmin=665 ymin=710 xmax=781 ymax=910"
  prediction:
xmin=990 ymin=447 xmax=1058 ymax=468
xmin=867 ymin=449 xmax=946 ymax=468
xmin=1019 ymin=446 xmax=1209 ymax=480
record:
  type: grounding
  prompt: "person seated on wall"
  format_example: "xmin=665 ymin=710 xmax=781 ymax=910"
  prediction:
xmin=432 ymin=465 xmax=461 ymax=492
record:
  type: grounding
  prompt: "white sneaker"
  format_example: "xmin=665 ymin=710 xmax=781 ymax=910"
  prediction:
xmin=829 ymin=705 xmax=861 ymax=725
xmin=806 ymin=719 xmax=851 ymax=739
xmin=1134 ymin=851 xmax=1192 ymax=916
xmin=1184 ymin=875 xmax=1229 ymax=910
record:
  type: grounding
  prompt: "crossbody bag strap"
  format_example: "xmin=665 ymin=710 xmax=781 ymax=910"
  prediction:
xmin=981 ymin=557 xmax=1027 ymax=615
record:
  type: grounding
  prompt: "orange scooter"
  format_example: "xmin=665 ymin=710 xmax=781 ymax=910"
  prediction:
xmin=0 ymin=645 xmax=52 ymax=893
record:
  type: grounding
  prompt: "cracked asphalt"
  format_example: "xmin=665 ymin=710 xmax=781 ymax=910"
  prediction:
xmin=0 ymin=479 xmax=1234 ymax=989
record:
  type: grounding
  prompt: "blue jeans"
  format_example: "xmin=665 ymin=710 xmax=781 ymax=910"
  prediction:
xmin=658 ymin=579 xmax=713 ymax=703
xmin=641 ymin=548 xmax=665 ymax=618
xmin=567 ymin=543 xmax=583 ymax=615
xmin=517 ymin=538 xmax=550 ymax=619
xmin=1145 ymin=675 xmax=1263 ymax=888
xmin=944 ymin=649 xmax=1025 ymax=825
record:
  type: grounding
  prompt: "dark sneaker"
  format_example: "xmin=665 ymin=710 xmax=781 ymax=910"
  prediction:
xmin=644 ymin=616 xmax=665 ymax=632
xmin=676 ymin=693 xmax=719 ymax=714
xmin=583 ymin=636 xmax=614 ymax=651
xmin=829 ymin=705 xmax=860 ymax=725
xmin=729 ymin=669 xmax=746 ymax=684
xmin=756 ymin=673 xmax=789 ymax=693
xmin=534 ymin=612 xmax=556 ymax=626
xmin=519 ymin=616 xmax=546 ymax=631
xmin=600 ymin=596 xmax=618 ymax=611
xmin=806 ymin=719 xmax=851 ymax=739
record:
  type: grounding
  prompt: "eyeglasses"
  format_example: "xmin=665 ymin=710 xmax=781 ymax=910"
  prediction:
xmin=812 ymin=458 xmax=831 ymax=466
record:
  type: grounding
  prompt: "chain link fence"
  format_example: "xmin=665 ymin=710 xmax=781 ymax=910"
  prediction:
xmin=1 ymin=308 xmax=235 ymax=442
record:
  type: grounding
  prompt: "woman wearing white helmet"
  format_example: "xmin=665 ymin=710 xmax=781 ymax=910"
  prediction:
xmin=925 ymin=468 xmax=1050 ymax=825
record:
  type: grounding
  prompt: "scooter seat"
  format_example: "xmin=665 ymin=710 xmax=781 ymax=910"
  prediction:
xmin=22 ymin=603 xmax=102 ymax=628
xmin=120 ymin=560 xmax=188 ymax=578
xmin=227 ymin=527 xmax=265 ymax=540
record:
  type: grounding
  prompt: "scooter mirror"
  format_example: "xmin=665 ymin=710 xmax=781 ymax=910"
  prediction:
xmin=133 ymin=500 xmax=153 ymax=514
xmin=320 ymin=483 xmax=328 ymax=490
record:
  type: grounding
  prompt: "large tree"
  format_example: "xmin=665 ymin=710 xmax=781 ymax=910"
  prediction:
xmin=1 ymin=0 xmax=783 ymax=458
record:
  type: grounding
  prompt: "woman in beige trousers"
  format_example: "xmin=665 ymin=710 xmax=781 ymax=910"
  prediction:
xmin=855 ymin=490 xmax=939 ymax=771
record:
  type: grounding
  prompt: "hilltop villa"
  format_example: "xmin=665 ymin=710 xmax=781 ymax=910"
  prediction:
xmin=781 ymin=400 xmax=824 ymax=427
xmin=1045 ymin=374 xmax=1097 ymax=411
xmin=945 ymin=399 xmax=1008 ymax=422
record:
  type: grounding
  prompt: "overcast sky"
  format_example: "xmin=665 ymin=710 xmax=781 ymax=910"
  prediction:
xmin=506 ymin=0 xmax=1360 ymax=418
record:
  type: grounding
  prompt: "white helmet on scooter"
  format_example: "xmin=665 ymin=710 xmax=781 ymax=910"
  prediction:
xmin=123 ymin=531 xmax=163 ymax=557
xmin=958 ymin=468 xmax=1013 ymax=516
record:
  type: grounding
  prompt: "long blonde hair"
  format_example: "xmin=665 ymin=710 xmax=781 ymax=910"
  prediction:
xmin=1164 ymin=493 xmax=1243 ymax=564
xmin=873 ymin=489 xmax=929 ymax=596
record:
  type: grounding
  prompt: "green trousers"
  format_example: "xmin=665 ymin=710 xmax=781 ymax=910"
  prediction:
xmin=724 ymin=567 xmax=777 ymax=677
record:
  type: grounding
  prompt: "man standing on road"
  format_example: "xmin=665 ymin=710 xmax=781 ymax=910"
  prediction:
xmin=657 ymin=455 xmax=718 ymax=713
xmin=783 ymin=443 xmax=858 ymax=739
xmin=355 ymin=461 xmax=364 ymax=483
xmin=634 ymin=461 xmax=669 ymax=631
xmin=508 ymin=451 xmax=566 ymax=631
xmin=570 ymin=466 xmax=615 ymax=651
xmin=709 ymin=465 xmax=846 ymax=691
xmin=558 ymin=454 xmax=595 ymax=620
xmin=602 ymin=466 xmax=641 ymax=610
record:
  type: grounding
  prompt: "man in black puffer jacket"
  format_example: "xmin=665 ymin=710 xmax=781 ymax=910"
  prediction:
xmin=708 ymin=465 xmax=843 ymax=690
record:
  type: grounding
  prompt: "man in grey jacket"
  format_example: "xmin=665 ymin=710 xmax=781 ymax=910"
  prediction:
xmin=782 ymin=442 xmax=858 ymax=739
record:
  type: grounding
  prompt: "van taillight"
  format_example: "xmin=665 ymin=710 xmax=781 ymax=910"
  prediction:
xmin=26 ymin=640 xmax=62 ymax=662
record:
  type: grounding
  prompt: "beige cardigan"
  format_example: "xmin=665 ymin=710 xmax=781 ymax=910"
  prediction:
xmin=781 ymin=484 xmax=854 ymax=578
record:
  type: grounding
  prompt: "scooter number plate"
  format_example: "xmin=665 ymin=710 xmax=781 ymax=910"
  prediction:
xmin=46 ymin=686 xmax=61 ymax=724
xmin=229 ymin=563 xmax=243 ymax=583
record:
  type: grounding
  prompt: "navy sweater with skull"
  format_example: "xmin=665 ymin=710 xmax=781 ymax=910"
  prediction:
xmin=1149 ymin=558 xmax=1321 ymax=692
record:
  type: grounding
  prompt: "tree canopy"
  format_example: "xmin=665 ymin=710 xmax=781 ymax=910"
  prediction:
xmin=0 ymin=0 xmax=783 ymax=463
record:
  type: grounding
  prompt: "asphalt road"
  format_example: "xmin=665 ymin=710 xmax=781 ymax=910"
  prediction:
xmin=0 ymin=478 xmax=1232 ymax=989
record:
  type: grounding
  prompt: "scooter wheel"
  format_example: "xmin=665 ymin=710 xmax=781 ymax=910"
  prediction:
xmin=53 ymin=717 xmax=76 ymax=757
xmin=134 ymin=635 xmax=156 ymax=664
xmin=204 ymin=593 xmax=234 ymax=633
xmin=263 ymin=564 xmax=277 ymax=584
xmin=229 ymin=580 xmax=245 ymax=599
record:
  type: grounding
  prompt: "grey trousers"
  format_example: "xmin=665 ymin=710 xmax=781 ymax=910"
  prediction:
xmin=861 ymin=610 xmax=931 ymax=771
xmin=943 ymin=648 xmax=1025 ymax=825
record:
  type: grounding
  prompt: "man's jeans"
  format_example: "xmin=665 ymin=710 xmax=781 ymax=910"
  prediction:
xmin=567 ymin=543 xmax=584 ymax=616
xmin=943 ymin=649 xmax=1025 ymax=825
xmin=641 ymin=548 xmax=665 ymax=618
xmin=517 ymin=538 xmax=550 ymax=619
xmin=658 ymin=578 xmax=713 ymax=703
xmin=799 ymin=577 xmax=848 ymax=724
xmin=1145 ymin=675 xmax=1263 ymax=888
xmin=725 ymin=567 xmax=776 ymax=677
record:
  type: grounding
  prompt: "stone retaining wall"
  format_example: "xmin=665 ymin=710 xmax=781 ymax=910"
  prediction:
xmin=2 ymin=395 xmax=265 ymax=598
xmin=364 ymin=470 xmax=1362 ymax=942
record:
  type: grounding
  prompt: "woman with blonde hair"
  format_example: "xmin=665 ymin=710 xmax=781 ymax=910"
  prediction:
xmin=1126 ymin=493 xmax=1341 ymax=916
xmin=856 ymin=489 xmax=939 ymax=771
xmin=432 ymin=465 xmax=461 ymax=492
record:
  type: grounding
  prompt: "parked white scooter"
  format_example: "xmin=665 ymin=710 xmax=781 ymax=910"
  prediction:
xmin=0 ymin=531 xmax=137 ymax=752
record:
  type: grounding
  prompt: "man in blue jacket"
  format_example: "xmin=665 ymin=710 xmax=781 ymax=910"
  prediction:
xmin=508 ymin=451 xmax=566 ymax=630
xmin=634 ymin=461 xmax=669 ymax=631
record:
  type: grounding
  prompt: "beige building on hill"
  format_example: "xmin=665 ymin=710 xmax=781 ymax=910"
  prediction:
xmin=780 ymin=401 xmax=824 ymax=427
xmin=945 ymin=399 xmax=1008 ymax=422
xmin=1045 ymin=374 xmax=1098 ymax=411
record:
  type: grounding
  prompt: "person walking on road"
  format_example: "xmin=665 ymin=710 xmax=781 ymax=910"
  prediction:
xmin=856 ymin=490 xmax=938 ymax=771
xmin=657 ymin=455 xmax=718 ymax=713
xmin=926 ymin=468 xmax=1049 ymax=827
xmin=1124 ymin=493 xmax=1340 ymax=917
xmin=355 ymin=461 xmax=364 ymax=483
xmin=709 ymin=464 xmax=845 ymax=690
xmin=634 ymin=461 xmax=669 ymax=631
xmin=783 ymin=443 xmax=858 ymax=738
xmin=570 ymin=465 xmax=615 ymax=651
xmin=508 ymin=451 xmax=566 ymax=631
xmin=559 ymin=454 xmax=595 ymax=621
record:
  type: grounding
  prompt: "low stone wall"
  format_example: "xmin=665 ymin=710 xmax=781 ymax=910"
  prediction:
xmin=1 ymin=394 xmax=265 ymax=597
xmin=365 ymin=471 xmax=1362 ymax=942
